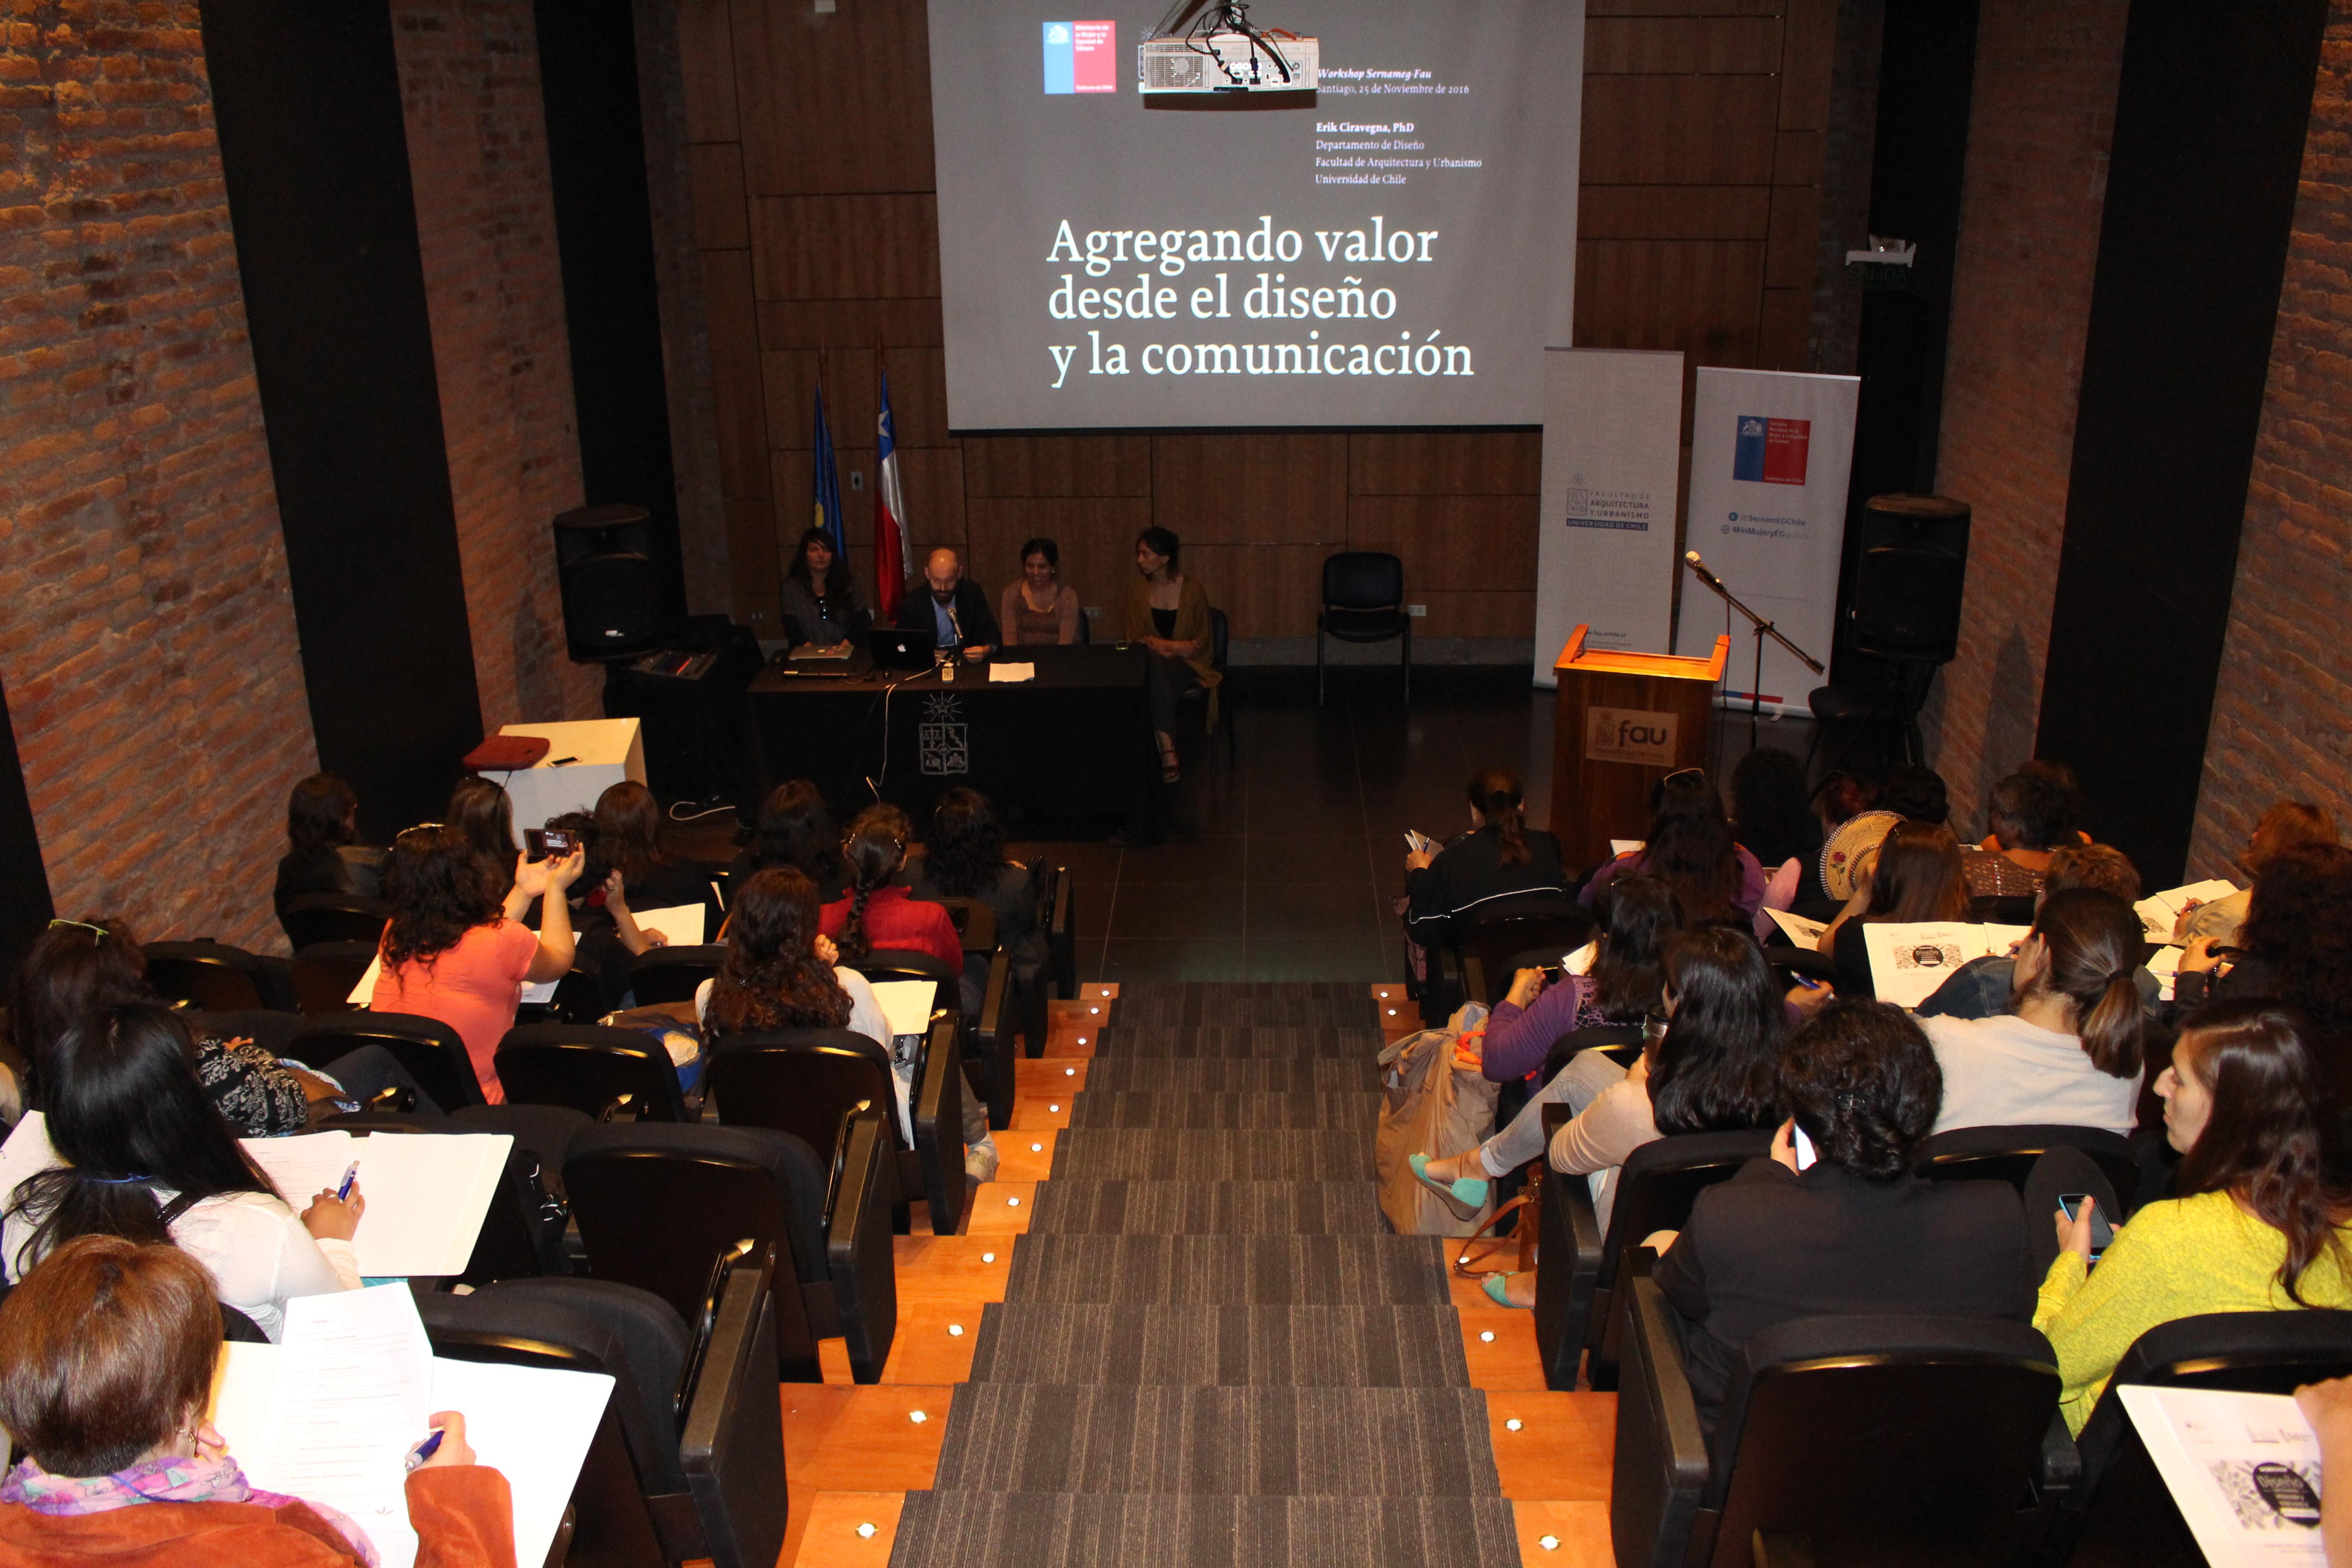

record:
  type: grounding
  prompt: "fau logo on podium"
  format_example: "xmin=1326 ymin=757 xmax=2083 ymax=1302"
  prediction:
xmin=1731 ymin=414 xmax=1811 ymax=485
xmin=1042 ymin=21 xmax=1117 ymax=94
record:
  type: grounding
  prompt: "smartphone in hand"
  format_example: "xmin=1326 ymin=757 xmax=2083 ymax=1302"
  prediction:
xmin=2059 ymin=1193 xmax=2116 ymax=1263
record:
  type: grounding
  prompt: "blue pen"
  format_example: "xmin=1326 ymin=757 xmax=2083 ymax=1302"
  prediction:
xmin=1792 ymin=974 xmax=1824 ymax=990
xmin=335 ymin=1161 xmax=359 ymax=1201
xmin=404 ymin=1428 xmax=445 ymax=1472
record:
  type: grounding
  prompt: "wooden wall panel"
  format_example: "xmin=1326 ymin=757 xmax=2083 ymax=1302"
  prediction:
xmin=1185 ymin=544 xmax=1324 ymax=638
xmin=1347 ymin=496 xmax=1542 ymax=590
xmin=962 ymin=436 xmax=1151 ymax=498
xmin=1582 ymin=77 xmax=1780 ymax=185
xmin=1151 ymin=436 xmax=1348 ymax=544
xmin=757 ymin=299 xmax=945 ymax=350
xmin=676 ymin=0 xmax=738 ymax=142
xmin=1409 ymin=590 xmax=1539 ymax=640
xmin=1349 ymin=433 xmax=1541 ymax=495
xmin=1585 ymin=16 xmax=1782 ymax=72
xmin=1574 ymin=240 xmax=1765 ymax=363
xmin=701 ymin=250 xmax=769 ymax=498
xmin=750 ymin=195 xmax=940 ymax=301
xmin=1580 ymin=185 xmax=1771 ymax=240
xmin=729 ymin=0 xmax=935 ymax=196
xmin=690 ymin=144 xmax=748 ymax=249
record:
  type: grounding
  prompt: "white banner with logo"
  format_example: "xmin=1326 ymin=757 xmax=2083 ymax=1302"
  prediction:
xmin=1532 ymin=348 xmax=1685 ymax=687
xmin=1673 ymin=367 xmax=1860 ymax=714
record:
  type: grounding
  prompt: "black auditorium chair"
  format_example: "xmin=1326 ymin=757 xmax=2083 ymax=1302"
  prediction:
xmin=286 ymin=1011 xmax=487 ymax=1111
xmin=1535 ymin=1122 xmax=1774 ymax=1393
xmin=629 ymin=944 xmax=728 ymax=1006
xmin=1914 ymin=1124 xmax=2141 ymax=1214
xmin=1613 ymin=1278 xmax=2065 ymax=1568
xmin=495 ymin=1023 xmax=690 ymax=1122
xmin=2051 ymin=1309 xmax=2352 ymax=1567
xmin=1022 ymin=865 xmax=1068 ymax=1055
xmin=1045 ymin=862 xmax=1078 ymax=1003
xmin=1453 ymin=902 xmax=1595 ymax=1008
xmin=289 ymin=940 xmax=377 ymax=1014
xmin=144 ymin=940 xmax=294 ymax=1013
xmin=309 ymin=1109 xmax=576 ymax=1284
xmin=418 ymin=1253 xmax=787 ymax=1568
xmin=1544 ymin=1023 xmax=1646 ymax=1078
xmin=514 ymin=965 xmax=612 ymax=1028
xmin=182 ymin=1007 xmax=311 ymax=1063
xmin=1316 ymin=549 xmax=1411 ymax=705
xmin=856 ymin=949 xmax=1012 ymax=1131
xmin=707 ymin=1016 xmax=966 ymax=1237
xmin=278 ymin=892 xmax=389 ymax=952
xmin=564 ymin=1115 xmax=897 ymax=1385
xmin=1173 ymin=606 xmax=1235 ymax=752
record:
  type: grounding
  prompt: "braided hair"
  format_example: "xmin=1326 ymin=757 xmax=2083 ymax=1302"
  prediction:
xmin=1467 ymin=765 xmax=1530 ymax=867
xmin=837 ymin=803 xmax=913 ymax=964
xmin=705 ymin=869 xmax=852 ymax=1032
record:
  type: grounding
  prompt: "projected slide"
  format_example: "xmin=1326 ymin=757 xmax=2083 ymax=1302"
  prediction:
xmin=928 ymin=2 xmax=1585 ymax=431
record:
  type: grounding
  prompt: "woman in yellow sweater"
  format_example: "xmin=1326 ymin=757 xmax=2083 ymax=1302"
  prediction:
xmin=1120 ymin=527 xmax=1220 ymax=782
xmin=2037 ymin=1000 xmax=2352 ymax=1432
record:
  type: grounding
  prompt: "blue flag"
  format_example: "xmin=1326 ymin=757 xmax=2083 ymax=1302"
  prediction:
xmin=811 ymin=377 xmax=846 ymax=557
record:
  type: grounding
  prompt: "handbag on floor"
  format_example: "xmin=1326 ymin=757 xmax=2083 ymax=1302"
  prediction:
xmin=1374 ymin=1004 xmax=1499 ymax=1237
xmin=1452 ymin=1163 xmax=1540 ymax=1279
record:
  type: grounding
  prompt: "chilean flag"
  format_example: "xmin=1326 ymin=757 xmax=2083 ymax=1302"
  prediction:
xmin=874 ymin=367 xmax=911 ymax=620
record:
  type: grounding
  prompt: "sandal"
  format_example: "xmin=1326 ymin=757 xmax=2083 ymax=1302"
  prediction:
xmin=1481 ymin=1272 xmax=1533 ymax=1309
xmin=1409 ymin=1152 xmax=1489 ymax=1221
xmin=1160 ymin=750 xmax=1181 ymax=784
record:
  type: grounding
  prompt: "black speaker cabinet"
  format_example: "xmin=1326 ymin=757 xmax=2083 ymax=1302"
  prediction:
xmin=1851 ymin=494 xmax=1970 ymax=664
xmin=555 ymin=504 xmax=661 ymax=662
xmin=1858 ymin=492 xmax=1970 ymax=561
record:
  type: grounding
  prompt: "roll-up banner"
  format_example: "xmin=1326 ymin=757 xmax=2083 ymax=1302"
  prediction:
xmin=1532 ymin=348 xmax=1685 ymax=688
xmin=1673 ymin=367 xmax=1860 ymax=714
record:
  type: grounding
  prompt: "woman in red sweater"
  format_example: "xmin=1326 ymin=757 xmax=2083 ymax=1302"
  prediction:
xmin=818 ymin=804 xmax=962 ymax=971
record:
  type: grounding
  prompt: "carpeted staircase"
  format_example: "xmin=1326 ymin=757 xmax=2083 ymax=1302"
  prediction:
xmin=887 ymin=981 xmax=1519 ymax=1568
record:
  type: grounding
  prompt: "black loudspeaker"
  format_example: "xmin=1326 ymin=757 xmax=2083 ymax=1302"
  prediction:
xmin=555 ymin=503 xmax=661 ymax=662
xmin=1850 ymin=494 xmax=1969 ymax=664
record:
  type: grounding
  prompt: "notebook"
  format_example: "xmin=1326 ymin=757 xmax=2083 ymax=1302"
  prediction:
xmin=240 ymin=1131 xmax=512 ymax=1277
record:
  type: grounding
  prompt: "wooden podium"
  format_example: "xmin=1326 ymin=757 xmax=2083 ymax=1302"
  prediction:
xmin=1548 ymin=625 xmax=1729 ymax=872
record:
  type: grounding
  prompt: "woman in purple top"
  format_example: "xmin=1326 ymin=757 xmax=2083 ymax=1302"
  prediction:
xmin=1474 ymin=875 xmax=1681 ymax=1083
xmin=1581 ymin=768 xmax=1769 ymax=926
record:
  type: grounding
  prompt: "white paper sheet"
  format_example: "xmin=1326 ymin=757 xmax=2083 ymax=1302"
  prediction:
xmin=1862 ymin=921 xmax=2031 ymax=1011
xmin=347 ymin=955 xmax=556 ymax=1009
xmin=2134 ymin=878 xmax=2241 ymax=942
xmin=628 ymin=903 xmax=705 ymax=947
xmin=1764 ymin=908 xmax=1828 ymax=947
xmin=1564 ymin=941 xmax=1597 ymax=977
xmin=2119 ymin=1385 xmax=2327 ymax=1565
xmin=1609 ymin=839 xmax=1646 ymax=857
xmin=241 ymin=1132 xmax=514 ymax=1278
xmin=986 ymin=662 xmax=1036 ymax=682
xmin=869 ymin=978 xmax=939 ymax=1038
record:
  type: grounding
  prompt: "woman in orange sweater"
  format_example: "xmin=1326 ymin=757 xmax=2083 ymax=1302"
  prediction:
xmin=0 ymin=1235 xmax=514 ymax=1567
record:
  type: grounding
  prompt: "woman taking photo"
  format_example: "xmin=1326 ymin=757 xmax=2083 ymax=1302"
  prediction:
xmin=1402 ymin=765 xmax=1570 ymax=951
xmin=778 ymin=525 xmax=870 ymax=648
xmin=998 ymin=537 xmax=1082 ymax=647
xmin=1416 ymin=923 xmax=1782 ymax=1307
xmin=1121 ymin=527 xmax=1218 ymax=783
xmin=2038 ymin=1000 xmax=2352 ymax=1433
xmin=0 ymin=1234 xmax=507 ymax=1562
xmin=446 ymin=776 xmax=517 ymax=897
xmin=370 ymin=823 xmax=583 ymax=1102
xmin=1917 ymin=887 xmax=2146 ymax=1137
xmin=1581 ymin=769 xmax=1768 ymax=927
xmin=1815 ymin=819 xmax=1973 ymax=998
xmin=0 ymin=1005 xmax=362 ymax=1340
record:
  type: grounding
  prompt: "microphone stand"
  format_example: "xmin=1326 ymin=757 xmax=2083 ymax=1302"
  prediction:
xmin=1682 ymin=558 xmax=1826 ymax=759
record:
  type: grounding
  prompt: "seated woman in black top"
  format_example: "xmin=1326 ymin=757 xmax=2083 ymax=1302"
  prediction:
xmin=729 ymin=779 xmax=851 ymax=906
xmin=1403 ymin=765 xmax=1569 ymax=951
xmin=1651 ymin=1000 xmax=2032 ymax=1431
xmin=777 ymin=525 xmax=871 ymax=648
xmin=272 ymin=772 xmax=382 ymax=917
xmin=1814 ymin=819 xmax=1972 ymax=999
xmin=909 ymin=788 xmax=1043 ymax=968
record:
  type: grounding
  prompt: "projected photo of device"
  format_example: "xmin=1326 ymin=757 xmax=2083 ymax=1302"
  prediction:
xmin=1140 ymin=1 xmax=1318 ymax=94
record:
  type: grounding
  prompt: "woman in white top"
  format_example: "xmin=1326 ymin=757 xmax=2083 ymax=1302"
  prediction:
xmin=0 ymin=1004 xmax=360 ymax=1339
xmin=1918 ymin=887 xmax=2146 ymax=1137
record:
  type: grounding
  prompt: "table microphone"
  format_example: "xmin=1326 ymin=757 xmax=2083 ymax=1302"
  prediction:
xmin=1683 ymin=549 xmax=1727 ymax=591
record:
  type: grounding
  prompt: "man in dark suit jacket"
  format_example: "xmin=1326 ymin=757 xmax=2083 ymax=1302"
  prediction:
xmin=896 ymin=547 xmax=999 ymax=659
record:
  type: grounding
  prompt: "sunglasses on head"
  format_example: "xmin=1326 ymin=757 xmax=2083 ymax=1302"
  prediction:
xmin=46 ymin=919 xmax=108 ymax=941
xmin=395 ymin=822 xmax=445 ymax=841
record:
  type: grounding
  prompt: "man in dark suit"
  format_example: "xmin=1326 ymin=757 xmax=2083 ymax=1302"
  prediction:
xmin=895 ymin=547 xmax=998 ymax=660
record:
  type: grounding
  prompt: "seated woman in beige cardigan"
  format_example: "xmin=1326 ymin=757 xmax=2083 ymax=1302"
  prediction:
xmin=1121 ymin=527 xmax=1220 ymax=782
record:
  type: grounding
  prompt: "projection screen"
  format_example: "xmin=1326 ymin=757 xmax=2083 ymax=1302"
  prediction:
xmin=927 ymin=1 xmax=1585 ymax=431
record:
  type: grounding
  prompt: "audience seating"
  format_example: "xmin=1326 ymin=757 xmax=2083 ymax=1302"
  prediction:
xmin=628 ymin=944 xmax=727 ymax=1006
xmin=1455 ymin=903 xmax=1596 ymax=1007
xmin=418 ymin=1257 xmax=786 ymax=1568
xmin=563 ymin=1115 xmax=897 ymax=1385
xmin=515 ymin=966 xmax=611 ymax=1028
xmin=1914 ymin=1124 xmax=2141 ymax=1214
xmin=182 ymin=1007 xmax=311 ymax=1062
xmin=1045 ymin=861 xmax=1078 ymax=1001
xmin=2049 ymin=1309 xmax=2352 ymax=1566
xmin=144 ymin=940 xmax=294 ymax=1013
xmin=495 ymin=1023 xmax=690 ymax=1122
xmin=1535 ymin=1121 xmax=1774 ymax=1392
xmin=289 ymin=940 xmax=376 ymax=1014
xmin=705 ymin=1017 xmax=966 ymax=1237
xmin=930 ymin=897 xmax=999 ymax=956
xmin=286 ymin=1012 xmax=486 ymax=1110
xmin=1316 ymin=549 xmax=1411 ymax=705
xmin=1543 ymin=1023 xmax=1645 ymax=1079
xmin=277 ymin=892 xmax=389 ymax=951
xmin=310 ymin=1110 xmax=565 ymax=1284
xmin=1614 ymin=1277 xmax=2064 ymax=1568
xmin=857 ymin=946 xmax=1015 ymax=1135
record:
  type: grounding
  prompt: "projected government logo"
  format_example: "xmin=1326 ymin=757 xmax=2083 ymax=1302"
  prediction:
xmin=921 ymin=693 xmax=970 ymax=776
xmin=1042 ymin=20 xmax=1116 ymax=94
xmin=1732 ymin=415 xmax=1811 ymax=485
xmin=1584 ymin=707 xmax=1678 ymax=768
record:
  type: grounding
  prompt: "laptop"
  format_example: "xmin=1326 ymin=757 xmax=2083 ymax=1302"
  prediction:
xmin=869 ymin=626 xmax=939 ymax=671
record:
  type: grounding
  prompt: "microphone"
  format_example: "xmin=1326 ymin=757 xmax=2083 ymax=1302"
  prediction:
xmin=1683 ymin=549 xmax=1727 ymax=591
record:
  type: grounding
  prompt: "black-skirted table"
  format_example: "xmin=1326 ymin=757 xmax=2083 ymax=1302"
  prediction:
xmin=748 ymin=645 xmax=1156 ymax=833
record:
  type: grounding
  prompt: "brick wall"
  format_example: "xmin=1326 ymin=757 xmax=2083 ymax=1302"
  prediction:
xmin=0 ymin=0 xmax=315 ymax=951
xmin=1921 ymin=0 xmax=2130 ymax=835
xmin=2186 ymin=4 xmax=2352 ymax=876
xmin=391 ymin=0 xmax=602 ymax=728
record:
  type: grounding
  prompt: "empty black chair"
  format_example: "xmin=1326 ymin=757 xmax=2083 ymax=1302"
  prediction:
xmin=278 ymin=891 xmax=389 ymax=951
xmin=707 ymin=1017 xmax=965 ymax=1237
xmin=286 ymin=1011 xmax=486 ymax=1110
xmin=1317 ymin=549 xmax=1410 ymax=704
xmin=290 ymin=940 xmax=377 ymax=1014
xmin=1915 ymin=1123 xmax=2140 ymax=1215
xmin=1455 ymin=902 xmax=1594 ymax=1007
xmin=144 ymin=941 xmax=293 ymax=1012
xmin=564 ymin=1116 xmax=896 ymax=1384
xmin=496 ymin=1023 xmax=689 ymax=1122
xmin=1535 ymin=1123 xmax=1774 ymax=1392
xmin=1614 ymin=1279 xmax=2063 ymax=1568
xmin=419 ymin=1257 xmax=786 ymax=1568
xmin=2052 ymin=1309 xmax=2352 ymax=1566
xmin=629 ymin=944 xmax=727 ymax=1006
